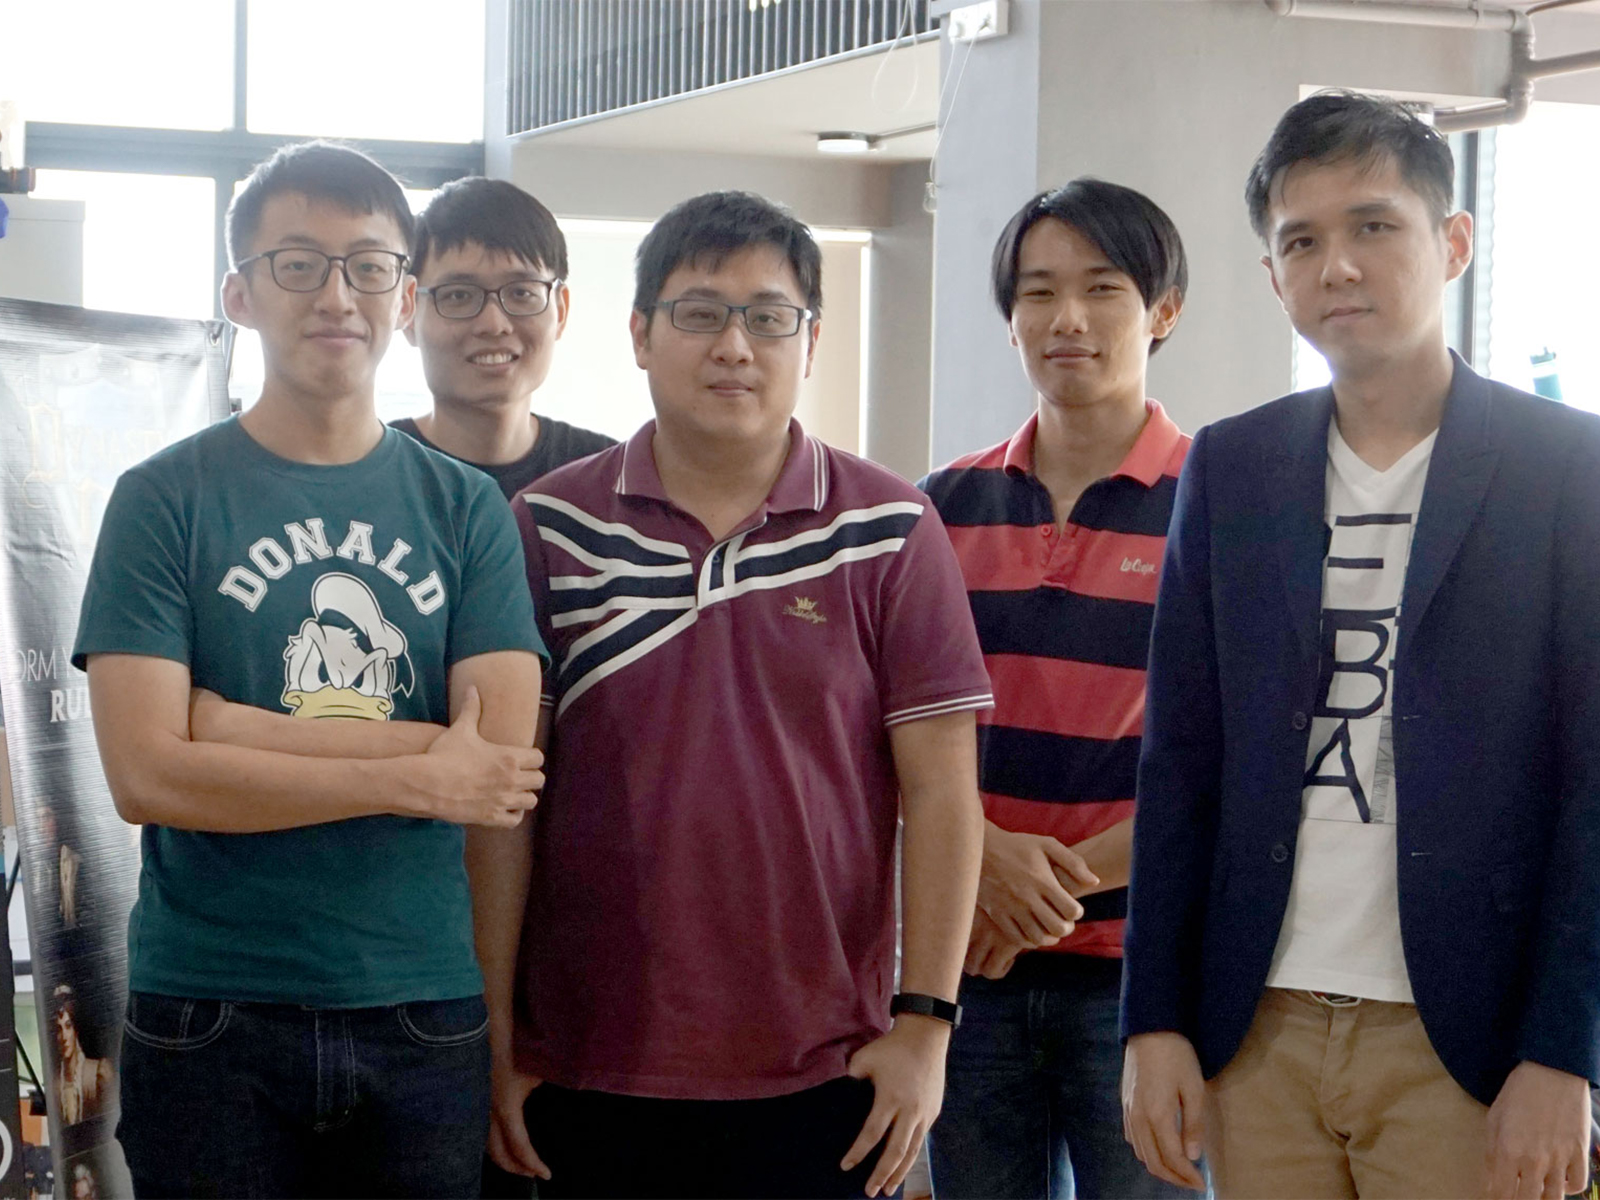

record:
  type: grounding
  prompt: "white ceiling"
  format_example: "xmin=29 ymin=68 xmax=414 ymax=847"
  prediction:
xmin=511 ymin=38 xmax=942 ymax=163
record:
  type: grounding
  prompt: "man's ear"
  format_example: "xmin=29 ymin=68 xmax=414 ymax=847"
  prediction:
xmin=1261 ymin=254 xmax=1287 ymax=310
xmin=802 ymin=319 xmax=821 ymax=379
xmin=629 ymin=308 xmax=651 ymax=369
xmin=553 ymin=283 xmax=571 ymax=340
xmin=394 ymin=275 xmax=416 ymax=332
xmin=1149 ymin=286 xmax=1184 ymax=342
xmin=220 ymin=271 xmax=254 ymax=329
xmin=1443 ymin=210 xmax=1474 ymax=283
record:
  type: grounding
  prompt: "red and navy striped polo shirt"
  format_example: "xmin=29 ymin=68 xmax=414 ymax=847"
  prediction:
xmin=921 ymin=401 xmax=1190 ymax=957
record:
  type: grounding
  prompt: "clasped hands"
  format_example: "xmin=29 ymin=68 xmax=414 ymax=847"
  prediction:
xmin=966 ymin=825 xmax=1098 ymax=979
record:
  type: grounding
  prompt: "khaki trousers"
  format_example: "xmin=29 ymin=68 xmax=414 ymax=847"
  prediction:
xmin=1205 ymin=988 xmax=1489 ymax=1199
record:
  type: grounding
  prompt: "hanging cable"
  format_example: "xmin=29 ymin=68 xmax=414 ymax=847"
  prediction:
xmin=871 ymin=0 xmax=923 ymax=114
xmin=925 ymin=32 xmax=979 ymax=211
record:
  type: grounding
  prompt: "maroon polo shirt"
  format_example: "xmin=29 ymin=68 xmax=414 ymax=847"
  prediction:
xmin=511 ymin=420 xmax=992 ymax=1100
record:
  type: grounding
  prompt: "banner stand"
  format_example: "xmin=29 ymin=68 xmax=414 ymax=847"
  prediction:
xmin=0 ymin=299 xmax=231 ymax=1198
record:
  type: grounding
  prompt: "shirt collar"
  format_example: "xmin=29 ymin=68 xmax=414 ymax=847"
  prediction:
xmin=1003 ymin=399 xmax=1181 ymax=489
xmin=613 ymin=418 xmax=830 ymax=514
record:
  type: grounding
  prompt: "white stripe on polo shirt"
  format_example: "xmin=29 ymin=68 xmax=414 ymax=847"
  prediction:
xmin=884 ymin=693 xmax=998 ymax=727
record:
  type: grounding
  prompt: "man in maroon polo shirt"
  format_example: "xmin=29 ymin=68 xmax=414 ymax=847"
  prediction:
xmin=474 ymin=190 xmax=993 ymax=1200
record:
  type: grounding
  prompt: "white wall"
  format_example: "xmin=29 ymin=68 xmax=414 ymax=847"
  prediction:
xmin=864 ymin=162 xmax=936 ymax=479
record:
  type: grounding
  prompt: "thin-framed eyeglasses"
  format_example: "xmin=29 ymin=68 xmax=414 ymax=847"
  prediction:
xmin=655 ymin=298 xmax=812 ymax=338
xmin=417 ymin=279 xmax=560 ymax=320
xmin=236 ymin=248 xmax=409 ymax=294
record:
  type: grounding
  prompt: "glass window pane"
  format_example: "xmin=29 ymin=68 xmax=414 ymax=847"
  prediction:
xmin=31 ymin=170 xmax=216 ymax=321
xmin=1486 ymin=102 xmax=1600 ymax=416
xmin=248 ymin=0 xmax=485 ymax=143
xmin=0 ymin=1 xmax=232 ymax=130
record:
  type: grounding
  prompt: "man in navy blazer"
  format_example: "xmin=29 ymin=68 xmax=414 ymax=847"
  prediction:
xmin=1121 ymin=91 xmax=1600 ymax=1200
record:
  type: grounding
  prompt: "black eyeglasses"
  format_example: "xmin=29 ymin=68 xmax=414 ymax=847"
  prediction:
xmin=655 ymin=298 xmax=812 ymax=338
xmin=417 ymin=279 xmax=560 ymax=320
xmin=237 ymin=248 xmax=409 ymax=294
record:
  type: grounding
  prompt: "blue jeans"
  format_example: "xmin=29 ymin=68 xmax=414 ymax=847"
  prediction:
xmin=929 ymin=954 xmax=1198 ymax=1200
xmin=117 ymin=991 xmax=491 ymax=1198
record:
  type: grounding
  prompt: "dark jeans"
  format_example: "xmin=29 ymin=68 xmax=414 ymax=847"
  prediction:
xmin=117 ymin=991 xmax=491 ymax=1198
xmin=929 ymin=955 xmax=1197 ymax=1200
xmin=526 ymin=1075 xmax=881 ymax=1199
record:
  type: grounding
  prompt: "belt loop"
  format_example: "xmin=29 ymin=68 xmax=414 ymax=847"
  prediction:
xmin=1308 ymin=990 xmax=1363 ymax=1008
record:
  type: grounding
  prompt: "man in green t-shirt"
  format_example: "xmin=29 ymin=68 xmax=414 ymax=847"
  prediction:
xmin=73 ymin=141 xmax=547 ymax=1198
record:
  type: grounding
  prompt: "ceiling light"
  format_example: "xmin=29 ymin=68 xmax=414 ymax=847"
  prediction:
xmin=816 ymin=131 xmax=875 ymax=155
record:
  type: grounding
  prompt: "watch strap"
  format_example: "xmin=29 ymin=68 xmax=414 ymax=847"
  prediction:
xmin=890 ymin=991 xmax=962 ymax=1028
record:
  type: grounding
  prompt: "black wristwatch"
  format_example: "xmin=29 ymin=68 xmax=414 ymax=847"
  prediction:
xmin=890 ymin=992 xmax=963 ymax=1028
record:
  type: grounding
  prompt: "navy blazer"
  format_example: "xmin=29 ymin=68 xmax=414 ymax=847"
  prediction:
xmin=1122 ymin=356 xmax=1600 ymax=1105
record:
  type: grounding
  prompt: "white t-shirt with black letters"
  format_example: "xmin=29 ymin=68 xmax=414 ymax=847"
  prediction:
xmin=1265 ymin=420 xmax=1436 ymax=1003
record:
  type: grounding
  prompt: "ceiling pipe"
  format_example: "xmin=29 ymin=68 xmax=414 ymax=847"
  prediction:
xmin=1264 ymin=0 xmax=1600 ymax=131
xmin=1263 ymin=0 xmax=1519 ymax=30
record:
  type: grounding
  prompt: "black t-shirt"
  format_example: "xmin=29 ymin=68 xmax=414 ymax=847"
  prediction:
xmin=392 ymin=415 xmax=618 ymax=500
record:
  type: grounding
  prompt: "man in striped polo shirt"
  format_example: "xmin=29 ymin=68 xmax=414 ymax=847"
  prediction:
xmin=475 ymin=191 xmax=994 ymax=1200
xmin=921 ymin=179 xmax=1191 ymax=1200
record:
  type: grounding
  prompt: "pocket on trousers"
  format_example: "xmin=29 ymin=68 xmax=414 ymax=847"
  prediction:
xmin=396 ymin=995 xmax=490 ymax=1047
xmin=121 ymin=992 xmax=232 ymax=1051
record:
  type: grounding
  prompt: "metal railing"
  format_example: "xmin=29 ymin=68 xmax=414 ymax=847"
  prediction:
xmin=506 ymin=0 xmax=933 ymax=134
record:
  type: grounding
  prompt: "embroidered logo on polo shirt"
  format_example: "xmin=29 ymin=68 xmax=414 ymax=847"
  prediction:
xmin=783 ymin=596 xmax=827 ymax=625
xmin=1120 ymin=557 xmax=1157 ymax=576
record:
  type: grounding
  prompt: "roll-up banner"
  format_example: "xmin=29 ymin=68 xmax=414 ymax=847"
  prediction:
xmin=0 ymin=299 xmax=231 ymax=1198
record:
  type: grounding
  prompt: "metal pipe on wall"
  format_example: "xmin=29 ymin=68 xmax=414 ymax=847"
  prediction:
xmin=1264 ymin=0 xmax=1600 ymax=132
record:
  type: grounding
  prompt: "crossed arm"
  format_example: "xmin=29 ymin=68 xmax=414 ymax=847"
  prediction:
xmin=87 ymin=650 xmax=543 ymax=833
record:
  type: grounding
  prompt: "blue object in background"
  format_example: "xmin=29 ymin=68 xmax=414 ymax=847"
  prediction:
xmin=0 ymin=196 xmax=9 ymax=240
xmin=1531 ymin=348 xmax=1563 ymax=401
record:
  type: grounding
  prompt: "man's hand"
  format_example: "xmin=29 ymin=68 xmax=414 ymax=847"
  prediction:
xmin=843 ymin=1017 xmax=951 ymax=1197
xmin=1122 ymin=1031 xmax=1208 ymax=1192
xmin=402 ymin=687 xmax=543 ymax=827
xmin=487 ymin=1059 xmax=551 ymax=1181
xmin=964 ymin=908 xmax=1024 ymax=980
xmin=978 ymin=823 xmax=1097 ymax=948
xmin=1485 ymin=1061 xmax=1590 ymax=1199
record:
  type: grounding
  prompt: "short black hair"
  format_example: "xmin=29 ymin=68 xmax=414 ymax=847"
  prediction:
xmin=633 ymin=191 xmax=822 ymax=320
xmin=411 ymin=177 xmax=568 ymax=281
xmin=991 ymin=178 xmax=1188 ymax=353
xmin=1246 ymin=90 xmax=1454 ymax=240
xmin=226 ymin=140 xmax=413 ymax=267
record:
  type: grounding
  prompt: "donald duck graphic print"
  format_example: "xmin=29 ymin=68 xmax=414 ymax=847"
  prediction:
xmin=281 ymin=573 xmax=415 ymax=721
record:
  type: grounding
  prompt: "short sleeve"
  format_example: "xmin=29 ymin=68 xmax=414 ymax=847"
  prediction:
xmin=72 ymin=469 xmax=193 ymax=672
xmin=511 ymin=491 xmax=556 ymax=708
xmin=877 ymin=502 xmax=994 ymax=726
xmin=446 ymin=478 xmax=547 ymax=669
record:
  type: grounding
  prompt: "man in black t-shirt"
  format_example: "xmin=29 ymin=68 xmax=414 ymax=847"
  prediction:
xmin=398 ymin=178 xmax=614 ymax=498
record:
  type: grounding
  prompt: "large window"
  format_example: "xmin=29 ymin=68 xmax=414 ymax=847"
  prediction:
xmin=31 ymin=171 xmax=217 ymax=320
xmin=1481 ymin=101 xmax=1600 ymax=415
xmin=1 ymin=1 xmax=235 ymax=130
xmin=247 ymin=1 xmax=485 ymax=143
xmin=16 ymin=0 xmax=485 ymax=401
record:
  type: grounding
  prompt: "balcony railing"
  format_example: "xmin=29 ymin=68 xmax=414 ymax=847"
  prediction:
xmin=506 ymin=0 xmax=934 ymax=134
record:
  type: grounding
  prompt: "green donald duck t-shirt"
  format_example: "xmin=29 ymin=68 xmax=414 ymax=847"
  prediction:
xmin=73 ymin=418 xmax=545 ymax=1007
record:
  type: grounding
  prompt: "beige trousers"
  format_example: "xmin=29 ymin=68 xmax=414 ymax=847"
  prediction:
xmin=1205 ymin=988 xmax=1489 ymax=1200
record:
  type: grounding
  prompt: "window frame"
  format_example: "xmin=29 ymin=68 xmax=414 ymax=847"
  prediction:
xmin=21 ymin=0 xmax=483 ymax=320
